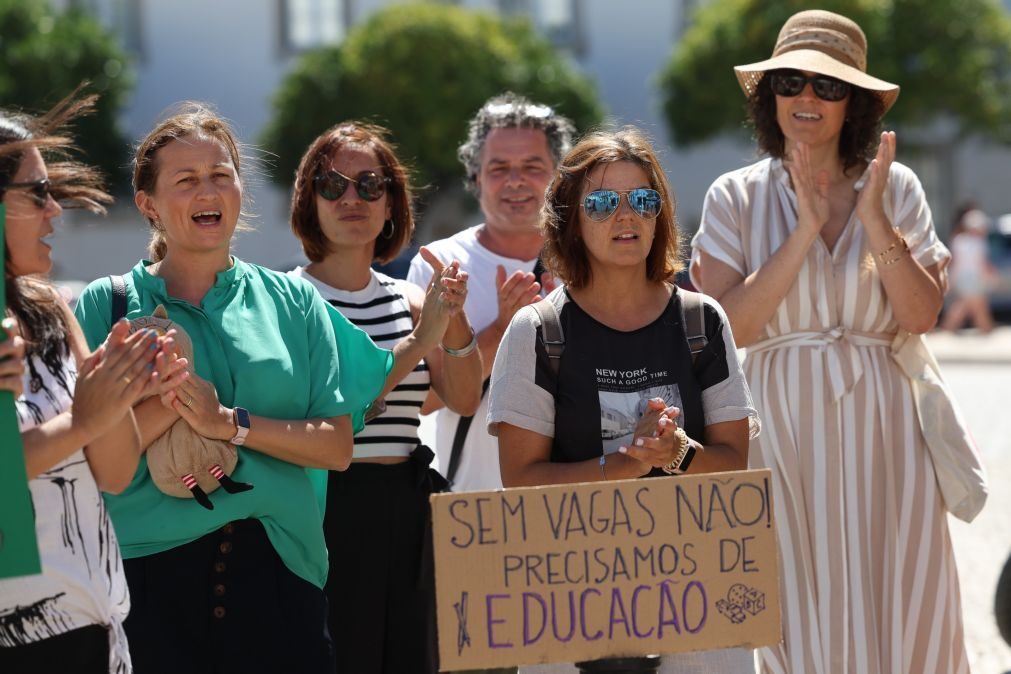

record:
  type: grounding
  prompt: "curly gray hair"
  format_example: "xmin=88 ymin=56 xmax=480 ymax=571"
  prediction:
xmin=457 ymin=92 xmax=575 ymax=195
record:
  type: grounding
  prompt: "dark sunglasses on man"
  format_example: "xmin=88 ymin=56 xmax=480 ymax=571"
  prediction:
xmin=769 ymin=69 xmax=851 ymax=102
xmin=314 ymin=170 xmax=391 ymax=202
xmin=5 ymin=178 xmax=53 ymax=208
xmin=582 ymin=188 xmax=662 ymax=222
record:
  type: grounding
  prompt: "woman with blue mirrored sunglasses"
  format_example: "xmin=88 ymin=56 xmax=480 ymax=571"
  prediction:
xmin=582 ymin=187 xmax=662 ymax=221
xmin=489 ymin=127 xmax=758 ymax=673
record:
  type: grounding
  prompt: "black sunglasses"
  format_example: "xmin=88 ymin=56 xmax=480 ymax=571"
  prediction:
xmin=314 ymin=170 xmax=391 ymax=202
xmin=5 ymin=179 xmax=53 ymax=208
xmin=769 ymin=70 xmax=851 ymax=102
xmin=582 ymin=188 xmax=662 ymax=222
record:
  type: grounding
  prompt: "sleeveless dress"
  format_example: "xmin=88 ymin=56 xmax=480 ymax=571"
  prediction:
xmin=0 ymin=351 xmax=132 ymax=673
xmin=692 ymin=158 xmax=969 ymax=674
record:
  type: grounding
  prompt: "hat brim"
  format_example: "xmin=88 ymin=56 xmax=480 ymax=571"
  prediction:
xmin=735 ymin=49 xmax=899 ymax=113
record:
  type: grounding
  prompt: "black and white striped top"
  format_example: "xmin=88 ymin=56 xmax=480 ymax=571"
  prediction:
xmin=291 ymin=267 xmax=430 ymax=458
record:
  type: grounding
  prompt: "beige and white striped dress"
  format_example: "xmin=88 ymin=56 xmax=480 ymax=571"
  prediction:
xmin=691 ymin=158 xmax=969 ymax=674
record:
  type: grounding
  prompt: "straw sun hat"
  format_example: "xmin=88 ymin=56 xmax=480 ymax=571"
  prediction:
xmin=734 ymin=9 xmax=899 ymax=113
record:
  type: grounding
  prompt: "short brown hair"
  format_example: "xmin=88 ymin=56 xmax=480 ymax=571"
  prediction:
xmin=747 ymin=73 xmax=885 ymax=174
xmin=132 ymin=103 xmax=246 ymax=262
xmin=541 ymin=127 xmax=682 ymax=289
xmin=290 ymin=122 xmax=413 ymax=264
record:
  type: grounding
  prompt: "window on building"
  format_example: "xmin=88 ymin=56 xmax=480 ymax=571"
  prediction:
xmin=498 ymin=0 xmax=582 ymax=54
xmin=280 ymin=0 xmax=348 ymax=52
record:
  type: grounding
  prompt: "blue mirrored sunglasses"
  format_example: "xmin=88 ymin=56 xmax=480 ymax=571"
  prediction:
xmin=582 ymin=188 xmax=662 ymax=222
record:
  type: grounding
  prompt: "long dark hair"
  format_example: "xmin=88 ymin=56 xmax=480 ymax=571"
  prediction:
xmin=1 ymin=89 xmax=112 ymax=373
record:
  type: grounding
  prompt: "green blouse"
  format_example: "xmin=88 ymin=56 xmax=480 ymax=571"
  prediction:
xmin=74 ymin=258 xmax=392 ymax=588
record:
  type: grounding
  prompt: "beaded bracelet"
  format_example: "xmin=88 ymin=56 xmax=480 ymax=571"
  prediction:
xmin=440 ymin=329 xmax=478 ymax=357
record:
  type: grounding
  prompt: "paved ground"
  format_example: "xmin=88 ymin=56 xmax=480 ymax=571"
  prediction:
xmin=929 ymin=327 xmax=1011 ymax=674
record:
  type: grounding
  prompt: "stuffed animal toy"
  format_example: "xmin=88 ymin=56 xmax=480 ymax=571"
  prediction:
xmin=130 ymin=305 xmax=253 ymax=510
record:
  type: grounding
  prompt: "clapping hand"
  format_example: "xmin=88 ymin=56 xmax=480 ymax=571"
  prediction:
xmin=618 ymin=397 xmax=681 ymax=474
xmin=414 ymin=246 xmax=469 ymax=348
xmin=856 ymin=131 xmax=895 ymax=226
xmin=786 ymin=142 xmax=830 ymax=238
xmin=0 ymin=317 xmax=27 ymax=398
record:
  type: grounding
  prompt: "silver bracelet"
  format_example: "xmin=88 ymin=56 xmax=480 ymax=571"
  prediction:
xmin=440 ymin=329 xmax=478 ymax=358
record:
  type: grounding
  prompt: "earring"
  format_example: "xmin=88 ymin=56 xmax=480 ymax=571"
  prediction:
xmin=381 ymin=219 xmax=395 ymax=240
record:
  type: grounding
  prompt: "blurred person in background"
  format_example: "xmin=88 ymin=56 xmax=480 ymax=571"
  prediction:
xmin=942 ymin=204 xmax=996 ymax=333
xmin=407 ymin=93 xmax=574 ymax=509
xmin=0 ymin=92 xmax=186 ymax=674
xmin=691 ymin=10 xmax=967 ymax=673
xmin=73 ymin=104 xmax=391 ymax=674
xmin=288 ymin=121 xmax=482 ymax=674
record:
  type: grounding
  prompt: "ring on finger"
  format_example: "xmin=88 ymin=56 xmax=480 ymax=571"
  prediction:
xmin=184 ymin=393 xmax=194 ymax=408
xmin=122 ymin=375 xmax=133 ymax=386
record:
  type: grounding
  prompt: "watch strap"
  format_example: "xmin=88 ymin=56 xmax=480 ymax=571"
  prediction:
xmin=231 ymin=407 xmax=250 ymax=446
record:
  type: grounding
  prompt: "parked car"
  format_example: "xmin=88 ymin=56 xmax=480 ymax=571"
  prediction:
xmin=989 ymin=214 xmax=1011 ymax=316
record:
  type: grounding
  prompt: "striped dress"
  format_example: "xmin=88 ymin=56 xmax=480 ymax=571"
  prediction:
xmin=292 ymin=267 xmax=429 ymax=456
xmin=691 ymin=158 xmax=969 ymax=674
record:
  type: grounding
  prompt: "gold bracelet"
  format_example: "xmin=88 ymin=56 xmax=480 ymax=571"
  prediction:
xmin=877 ymin=235 xmax=908 ymax=262
xmin=661 ymin=428 xmax=690 ymax=475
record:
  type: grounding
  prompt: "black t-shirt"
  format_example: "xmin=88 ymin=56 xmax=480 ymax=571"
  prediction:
xmin=488 ymin=288 xmax=758 ymax=468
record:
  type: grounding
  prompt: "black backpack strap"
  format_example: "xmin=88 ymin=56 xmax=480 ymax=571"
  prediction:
xmin=678 ymin=289 xmax=708 ymax=363
xmin=530 ymin=287 xmax=566 ymax=378
xmin=109 ymin=275 xmax=128 ymax=325
xmin=446 ymin=377 xmax=489 ymax=488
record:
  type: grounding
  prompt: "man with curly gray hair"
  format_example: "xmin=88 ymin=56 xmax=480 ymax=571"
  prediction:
xmin=407 ymin=93 xmax=574 ymax=510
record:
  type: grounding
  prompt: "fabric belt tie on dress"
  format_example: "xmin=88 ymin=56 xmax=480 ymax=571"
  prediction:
xmin=747 ymin=328 xmax=894 ymax=402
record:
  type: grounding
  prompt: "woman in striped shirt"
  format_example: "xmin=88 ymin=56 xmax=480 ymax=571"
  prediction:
xmin=288 ymin=121 xmax=483 ymax=674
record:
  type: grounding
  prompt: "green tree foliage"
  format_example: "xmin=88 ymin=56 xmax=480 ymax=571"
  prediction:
xmin=261 ymin=2 xmax=603 ymax=192
xmin=0 ymin=0 xmax=133 ymax=190
xmin=659 ymin=0 xmax=1011 ymax=146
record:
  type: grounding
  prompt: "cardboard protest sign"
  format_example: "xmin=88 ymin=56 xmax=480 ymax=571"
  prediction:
xmin=0 ymin=203 xmax=42 ymax=579
xmin=432 ymin=469 xmax=780 ymax=670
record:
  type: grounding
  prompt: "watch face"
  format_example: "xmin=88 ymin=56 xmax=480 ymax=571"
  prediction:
xmin=235 ymin=407 xmax=251 ymax=429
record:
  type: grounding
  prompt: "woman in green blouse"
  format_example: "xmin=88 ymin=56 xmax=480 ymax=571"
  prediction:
xmin=74 ymin=104 xmax=392 ymax=674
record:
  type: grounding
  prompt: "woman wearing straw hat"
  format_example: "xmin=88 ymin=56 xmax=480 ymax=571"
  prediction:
xmin=691 ymin=10 xmax=967 ymax=674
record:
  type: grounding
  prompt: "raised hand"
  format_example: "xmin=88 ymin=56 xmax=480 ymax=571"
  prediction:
xmin=856 ymin=130 xmax=895 ymax=226
xmin=414 ymin=246 xmax=469 ymax=348
xmin=73 ymin=319 xmax=159 ymax=438
xmin=787 ymin=142 xmax=830 ymax=237
xmin=493 ymin=265 xmax=541 ymax=334
xmin=0 ymin=317 xmax=27 ymax=398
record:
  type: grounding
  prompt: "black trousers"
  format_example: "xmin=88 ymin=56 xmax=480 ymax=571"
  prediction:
xmin=324 ymin=448 xmax=443 ymax=674
xmin=123 ymin=518 xmax=334 ymax=674
xmin=0 ymin=623 xmax=108 ymax=674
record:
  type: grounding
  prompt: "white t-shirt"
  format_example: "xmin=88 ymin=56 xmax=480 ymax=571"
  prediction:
xmin=407 ymin=224 xmax=538 ymax=491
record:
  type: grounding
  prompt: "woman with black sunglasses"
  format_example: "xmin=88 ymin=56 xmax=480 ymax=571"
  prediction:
xmin=487 ymin=127 xmax=759 ymax=672
xmin=72 ymin=105 xmax=393 ymax=674
xmin=691 ymin=10 xmax=966 ymax=674
xmin=0 ymin=92 xmax=190 ymax=673
xmin=287 ymin=121 xmax=482 ymax=674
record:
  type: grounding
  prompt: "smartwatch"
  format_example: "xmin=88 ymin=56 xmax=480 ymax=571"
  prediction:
xmin=231 ymin=407 xmax=250 ymax=446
